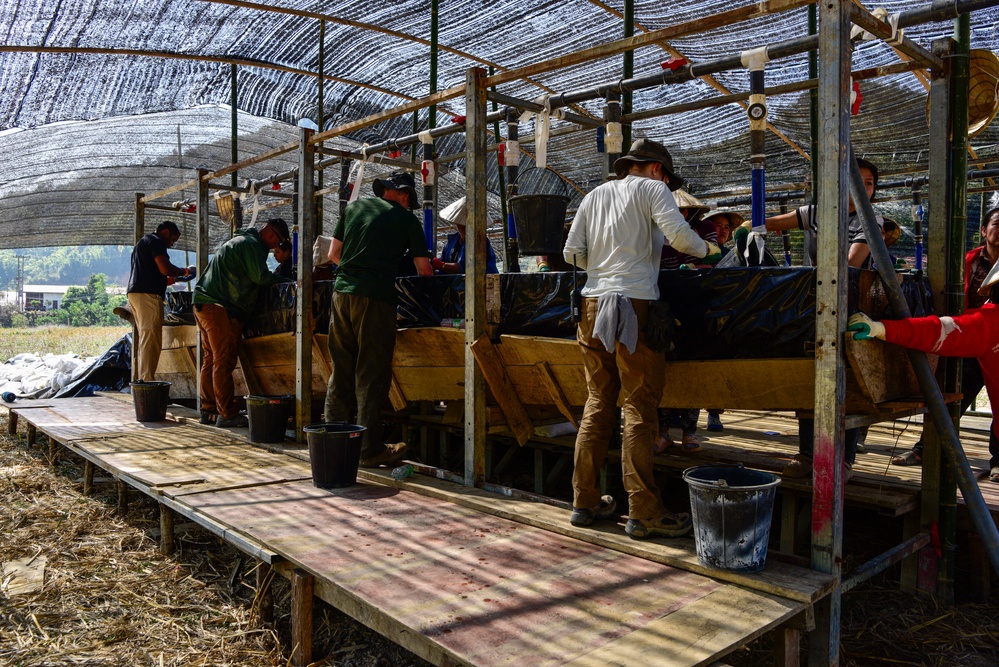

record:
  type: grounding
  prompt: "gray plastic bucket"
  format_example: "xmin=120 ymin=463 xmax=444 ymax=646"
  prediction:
xmin=303 ymin=422 xmax=366 ymax=489
xmin=682 ymin=465 xmax=781 ymax=572
xmin=130 ymin=381 xmax=171 ymax=422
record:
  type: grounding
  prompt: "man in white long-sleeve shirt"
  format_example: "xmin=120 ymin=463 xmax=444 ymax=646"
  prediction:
xmin=563 ymin=138 xmax=721 ymax=540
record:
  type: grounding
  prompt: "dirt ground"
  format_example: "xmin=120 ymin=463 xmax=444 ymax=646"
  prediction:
xmin=2 ymin=411 xmax=999 ymax=666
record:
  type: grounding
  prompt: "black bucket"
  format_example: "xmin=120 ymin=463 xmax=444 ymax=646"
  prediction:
xmin=303 ymin=422 xmax=366 ymax=489
xmin=246 ymin=394 xmax=294 ymax=443
xmin=130 ymin=381 xmax=171 ymax=422
xmin=682 ymin=465 xmax=781 ymax=573
xmin=509 ymin=194 xmax=570 ymax=256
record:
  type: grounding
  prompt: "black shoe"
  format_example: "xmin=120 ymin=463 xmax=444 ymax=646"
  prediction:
xmin=625 ymin=512 xmax=692 ymax=539
xmin=199 ymin=411 xmax=218 ymax=425
xmin=569 ymin=495 xmax=617 ymax=527
xmin=216 ymin=414 xmax=248 ymax=428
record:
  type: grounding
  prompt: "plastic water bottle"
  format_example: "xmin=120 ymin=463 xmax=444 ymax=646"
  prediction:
xmin=1 ymin=392 xmax=15 ymax=403
xmin=391 ymin=464 xmax=415 ymax=480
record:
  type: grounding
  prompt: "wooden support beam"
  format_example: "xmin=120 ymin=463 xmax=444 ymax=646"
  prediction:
xmin=116 ymin=479 xmax=129 ymax=517
xmin=255 ymin=561 xmax=275 ymax=626
xmin=6 ymin=411 xmax=16 ymax=436
xmin=469 ymin=336 xmax=534 ymax=446
xmin=773 ymin=628 xmax=801 ymax=667
xmin=388 ymin=372 xmax=408 ymax=412
xmin=296 ymin=127 xmax=317 ymax=442
xmin=83 ymin=460 xmax=95 ymax=496
xmin=27 ymin=423 xmax=36 ymax=446
xmin=290 ymin=568 xmax=314 ymax=667
xmin=47 ymin=435 xmax=57 ymax=465
xmin=535 ymin=361 xmax=580 ymax=429
xmin=159 ymin=504 xmax=175 ymax=555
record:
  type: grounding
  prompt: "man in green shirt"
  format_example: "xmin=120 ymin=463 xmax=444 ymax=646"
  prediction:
xmin=194 ymin=218 xmax=294 ymax=427
xmin=325 ymin=172 xmax=432 ymax=466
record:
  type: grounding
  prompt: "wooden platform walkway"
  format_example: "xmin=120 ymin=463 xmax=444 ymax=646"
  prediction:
xmin=3 ymin=395 xmax=827 ymax=667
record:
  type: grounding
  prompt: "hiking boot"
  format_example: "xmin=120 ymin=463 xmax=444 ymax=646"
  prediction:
xmin=891 ymin=449 xmax=922 ymax=466
xmin=569 ymin=495 xmax=617 ymax=527
xmin=199 ymin=411 xmax=218 ymax=425
xmin=215 ymin=414 xmax=248 ymax=428
xmin=360 ymin=442 xmax=408 ymax=468
xmin=625 ymin=512 xmax=692 ymax=539
xmin=990 ymin=466 xmax=999 ymax=483
xmin=782 ymin=454 xmax=813 ymax=478
xmin=706 ymin=412 xmax=724 ymax=431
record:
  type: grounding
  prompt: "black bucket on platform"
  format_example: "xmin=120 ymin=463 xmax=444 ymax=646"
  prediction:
xmin=245 ymin=394 xmax=293 ymax=443
xmin=509 ymin=194 xmax=570 ymax=256
xmin=682 ymin=465 xmax=781 ymax=573
xmin=130 ymin=381 xmax=171 ymax=422
xmin=303 ymin=422 xmax=366 ymax=489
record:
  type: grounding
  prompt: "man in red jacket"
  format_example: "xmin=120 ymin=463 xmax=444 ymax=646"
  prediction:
xmin=848 ymin=254 xmax=999 ymax=481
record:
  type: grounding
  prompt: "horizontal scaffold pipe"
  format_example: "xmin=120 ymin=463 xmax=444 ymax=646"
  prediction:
xmin=538 ymin=0 xmax=998 ymax=112
xmin=314 ymin=149 xmax=416 ymax=172
xmin=206 ymin=182 xmax=294 ymax=198
xmin=715 ymin=191 xmax=805 ymax=207
xmin=624 ymin=61 xmax=921 ymax=122
xmin=485 ymin=91 xmax=604 ymax=128
xmin=849 ymin=4 xmax=941 ymax=70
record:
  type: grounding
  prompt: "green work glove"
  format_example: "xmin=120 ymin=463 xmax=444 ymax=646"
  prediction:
xmin=847 ymin=312 xmax=886 ymax=340
xmin=702 ymin=241 xmax=723 ymax=265
xmin=732 ymin=220 xmax=754 ymax=243
xmin=894 ymin=257 xmax=908 ymax=271
xmin=537 ymin=261 xmax=551 ymax=272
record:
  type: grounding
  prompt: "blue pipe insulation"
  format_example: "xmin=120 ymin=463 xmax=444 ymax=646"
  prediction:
xmin=423 ymin=208 xmax=434 ymax=253
xmin=849 ymin=146 xmax=999 ymax=577
xmin=507 ymin=212 xmax=517 ymax=239
xmin=751 ymin=168 xmax=766 ymax=229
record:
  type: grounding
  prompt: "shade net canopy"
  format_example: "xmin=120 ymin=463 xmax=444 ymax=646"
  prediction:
xmin=1 ymin=0 xmax=999 ymax=252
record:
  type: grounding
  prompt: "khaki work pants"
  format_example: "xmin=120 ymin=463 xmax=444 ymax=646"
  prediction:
xmin=572 ymin=296 xmax=667 ymax=520
xmin=324 ymin=291 xmax=397 ymax=459
xmin=194 ymin=303 xmax=243 ymax=419
xmin=127 ymin=292 xmax=164 ymax=382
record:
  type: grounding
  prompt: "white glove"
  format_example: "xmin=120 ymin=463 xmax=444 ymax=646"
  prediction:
xmin=847 ymin=312 xmax=886 ymax=340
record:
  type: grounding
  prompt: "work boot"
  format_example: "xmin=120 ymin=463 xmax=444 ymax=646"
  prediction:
xmin=360 ymin=442 xmax=408 ymax=468
xmin=569 ymin=495 xmax=617 ymax=527
xmin=199 ymin=411 xmax=218 ymax=425
xmin=215 ymin=414 xmax=248 ymax=428
xmin=782 ymin=454 xmax=812 ymax=478
xmin=625 ymin=512 xmax=692 ymax=539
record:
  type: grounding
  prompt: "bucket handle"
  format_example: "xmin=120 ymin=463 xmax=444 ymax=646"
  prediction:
xmin=514 ymin=166 xmax=571 ymax=199
xmin=682 ymin=462 xmax=745 ymax=487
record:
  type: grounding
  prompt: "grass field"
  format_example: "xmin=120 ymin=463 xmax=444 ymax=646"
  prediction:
xmin=0 ymin=326 xmax=129 ymax=362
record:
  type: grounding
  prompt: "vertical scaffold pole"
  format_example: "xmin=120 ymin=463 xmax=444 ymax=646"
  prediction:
xmin=604 ymin=92 xmax=623 ymax=182
xmin=465 ymin=68 xmax=488 ymax=486
xmin=195 ymin=168 xmax=211 ymax=415
xmin=505 ymin=107 xmax=521 ymax=272
xmin=296 ymin=128 xmax=316 ymax=443
xmin=743 ymin=47 xmax=769 ymax=229
xmin=809 ymin=0 xmax=851 ymax=661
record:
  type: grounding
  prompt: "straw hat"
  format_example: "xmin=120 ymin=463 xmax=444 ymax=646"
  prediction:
xmin=926 ymin=49 xmax=999 ymax=138
xmin=969 ymin=49 xmax=999 ymax=138
xmin=439 ymin=197 xmax=467 ymax=226
xmin=882 ymin=216 xmax=901 ymax=247
xmin=673 ymin=189 xmax=710 ymax=218
xmin=703 ymin=210 xmax=745 ymax=227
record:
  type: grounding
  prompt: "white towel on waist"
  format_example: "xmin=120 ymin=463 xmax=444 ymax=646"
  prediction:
xmin=593 ymin=293 xmax=638 ymax=354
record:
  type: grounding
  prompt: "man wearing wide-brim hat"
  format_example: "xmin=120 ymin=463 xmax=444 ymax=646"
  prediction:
xmin=562 ymin=138 xmax=722 ymax=540
xmin=325 ymin=170 xmax=432 ymax=468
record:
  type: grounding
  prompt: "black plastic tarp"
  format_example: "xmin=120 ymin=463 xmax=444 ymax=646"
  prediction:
xmin=54 ymin=333 xmax=132 ymax=398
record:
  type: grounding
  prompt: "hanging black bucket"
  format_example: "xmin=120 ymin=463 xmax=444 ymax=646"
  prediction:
xmin=130 ymin=381 xmax=171 ymax=422
xmin=509 ymin=194 xmax=570 ymax=256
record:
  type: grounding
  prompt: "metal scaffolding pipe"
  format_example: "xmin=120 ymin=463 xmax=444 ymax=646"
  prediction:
xmin=485 ymin=90 xmax=603 ymax=127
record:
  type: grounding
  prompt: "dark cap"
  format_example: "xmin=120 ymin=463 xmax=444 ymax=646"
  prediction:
xmin=264 ymin=218 xmax=290 ymax=243
xmin=613 ymin=138 xmax=685 ymax=191
xmin=373 ymin=171 xmax=419 ymax=209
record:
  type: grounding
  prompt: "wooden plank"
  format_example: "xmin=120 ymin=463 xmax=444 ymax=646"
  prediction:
xmin=394 ymin=327 xmax=466 ymax=367
xmin=184 ymin=479 xmax=797 ymax=667
xmin=536 ymin=361 xmax=580 ymax=429
xmin=394 ymin=367 xmax=465 ymax=401
xmin=563 ymin=586 xmax=800 ymax=667
xmin=388 ymin=372 xmax=408 ymax=412
xmin=162 ymin=324 xmax=198 ymax=349
xmin=845 ymin=337 xmax=937 ymax=404
xmin=470 ymin=336 xmax=534 ymax=446
xmin=359 ymin=469 xmax=833 ymax=603
xmin=238 ymin=348 xmax=265 ymax=396
xmin=291 ymin=569 xmax=314 ymax=667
